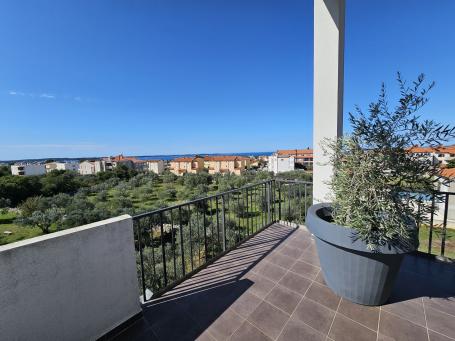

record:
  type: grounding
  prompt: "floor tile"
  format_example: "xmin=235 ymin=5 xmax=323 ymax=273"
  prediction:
xmin=248 ymin=301 xmax=290 ymax=339
xmin=290 ymin=260 xmax=320 ymax=280
xmin=425 ymin=306 xmax=455 ymax=339
xmin=279 ymin=245 xmax=304 ymax=259
xmin=328 ymin=314 xmax=377 ymax=341
xmin=278 ymin=319 xmax=325 ymax=341
xmin=378 ymin=311 xmax=428 ymax=341
xmin=337 ymin=298 xmax=379 ymax=331
xmin=428 ymin=330 xmax=454 ymax=341
xmin=279 ymin=271 xmax=312 ymax=295
xmin=231 ymin=321 xmax=272 ymax=341
xmin=299 ymin=250 xmax=321 ymax=267
xmin=255 ymin=261 xmax=287 ymax=282
xmin=266 ymin=252 xmax=296 ymax=269
xmin=293 ymin=298 xmax=335 ymax=334
xmin=314 ymin=271 xmax=327 ymax=286
xmin=265 ymin=284 xmax=302 ymax=314
xmin=382 ymin=298 xmax=426 ymax=327
xmin=230 ymin=291 xmax=263 ymax=318
xmin=305 ymin=282 xmax=341 ymax=310
xmin=207 ymin=309 xmax=244 ymax=340
xmin=244 ymin=273 xmax=276 ymax=299
xmin=423 ymin=296 xmax=455 ymax=317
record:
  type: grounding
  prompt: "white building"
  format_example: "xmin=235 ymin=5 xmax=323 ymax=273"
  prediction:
xmin=144 ymin=160 xmax=165 ymax=174
xmin=45 ymin=162 xmax=79 ymax=173
xmin=11 ymin=163 xmax=46 ymax=176
xmin=268 ymin=154 xmax=295 ymax=174
xmin=79 ymin=160 xmax=111 ymax=175
xmin=409 ymin=146 xmax=455 ymax=167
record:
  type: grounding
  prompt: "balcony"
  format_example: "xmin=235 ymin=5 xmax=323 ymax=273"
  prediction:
xmin=113 ymin=222 xmax=455 ymax=341
xmin=107 ymin=179 xmax=453 ymax=341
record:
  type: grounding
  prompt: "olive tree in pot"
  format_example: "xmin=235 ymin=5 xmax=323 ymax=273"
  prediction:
xmin=306 ymin=74 xmax=455 ymax=306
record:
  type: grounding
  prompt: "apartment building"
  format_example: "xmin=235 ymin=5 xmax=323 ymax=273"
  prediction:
xmin=203 ymin=156 xmax=251 ymax=175
xmin=277 ymin=148 xmax=314 ymax=169
xmin=170 ymin=157 xmax=204 ymax=175
xmin=10 ymin=163 xmax=46 ymax=176
xmin=143 ymin=160 xmax=165 ymax=174
xmin=79 ymin=160 xmax=112 ymax=175
xmin=45 ymin=161 xmax=79 ymax=173
xmin=268 ymin=154 xmax=295 ymax=174
xmin=268 ymin=148 xmax=313 ymax=174
xmin=409 ymin=145 xmax=455 ymax=166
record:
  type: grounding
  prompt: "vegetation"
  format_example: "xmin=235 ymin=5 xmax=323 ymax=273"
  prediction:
xmin=0 ymin=167 xmax=312 ymax=245
xmin=447 ymin=159 xmax=455 ymax=168
xmin=324 ymin=73 xmax=455 ymax=250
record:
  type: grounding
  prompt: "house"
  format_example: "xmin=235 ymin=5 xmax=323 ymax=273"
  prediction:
xmin=169 ymin=156 xmax=204 ymax=175
xmin=268 ymin=148 xmax=314 ymax=174
xmin=277 ymin=148 xmax=314 ymax=169
xmin=409 ymin=145 xmax=455 ymax=166
xmin=268 ymin=154 xmax=295 ymax=174
xmin=203 ymin=156 xmax=251 ymax=175
xmin=143 ymin=160 xmax=165 ymax=174
xmin=45 ymin=161 xmax=79 ymax=173
xmin=10 ymin=163 xmax=46 ymax=176
xmin=79 ymin=160 xmax=111 ymax=175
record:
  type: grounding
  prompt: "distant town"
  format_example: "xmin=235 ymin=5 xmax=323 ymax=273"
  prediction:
xmin=5 ymin=148 xmax=316 ymax=176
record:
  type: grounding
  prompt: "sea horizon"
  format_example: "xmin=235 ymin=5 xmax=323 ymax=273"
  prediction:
xmin=1 ymin=151 xmax=273 ymax=163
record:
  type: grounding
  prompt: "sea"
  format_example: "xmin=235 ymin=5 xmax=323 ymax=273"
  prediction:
xmin=2 ymin=152 xmax=273 ymax=163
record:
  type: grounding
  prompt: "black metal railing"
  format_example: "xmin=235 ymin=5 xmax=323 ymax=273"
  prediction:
xmin=133 ymin=179 xmax=312 ymax=301
xmin=416 ymin=190 xmax=455 ymax=259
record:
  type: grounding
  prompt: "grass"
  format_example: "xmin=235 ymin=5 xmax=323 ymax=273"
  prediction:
xmin=0 ymin=222 xmax=42 ymax=246
xmin=418 ymin=224 xmax=455 ymax=259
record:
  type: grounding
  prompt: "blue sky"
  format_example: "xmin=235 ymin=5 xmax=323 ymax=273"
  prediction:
xmin=0 ymin=0 xmax=454 ymax=160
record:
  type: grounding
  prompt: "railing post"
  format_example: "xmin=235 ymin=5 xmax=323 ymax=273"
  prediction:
xmin=428 ymin=194 xmax=435 ymax=254
xmin=441 ymin=193 xmax=449 ymax=257
xmin=278 ymin=181 xmax=282 ymax=221
xmin=266 ymin=181 xmax=271 ymax=224
xmin=221 ymin=195 xmax=226 ymax=251
xmin=178 ymin=206 xmax=185 ymax=276
xmin=203 ymin=204 xmax=208 ymax=261
xmin=159 ymin=211 xmax=167 ymax=287
xmin=136 ymin=219 xmax=147 ymax=301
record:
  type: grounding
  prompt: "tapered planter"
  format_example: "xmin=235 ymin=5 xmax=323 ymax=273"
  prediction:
xmin=306 ymin=203 xmax=418 ymax=306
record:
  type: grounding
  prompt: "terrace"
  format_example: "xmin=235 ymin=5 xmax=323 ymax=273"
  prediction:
xmin=1 ymin=1 xmax=454 ymax=340
xmin=113 ymin=224 xmax=455 ymax=341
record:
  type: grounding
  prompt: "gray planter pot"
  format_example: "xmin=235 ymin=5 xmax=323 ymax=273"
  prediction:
xmin=306 ymin=203 xmax=418 ymax=306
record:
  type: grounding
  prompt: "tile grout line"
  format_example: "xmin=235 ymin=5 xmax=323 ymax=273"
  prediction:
xmin=427 ymin=328 xmax=455 ymax=341
xmin=422 ymin=297 xmax=431 ymax=341
xmin=376 ymin=306 xmax=381 ymax=341
xmin=325 ymin=296 xmax=342 ymax=340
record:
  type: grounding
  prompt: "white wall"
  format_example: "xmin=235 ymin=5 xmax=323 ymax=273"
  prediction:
xmin=0 ymin=215 xmax=141 ymax=341
xmin=11 ymin=164 xmax=46 ymax=176
xmin=268 ymin=155 xmax=295 ymax=174
xmin=313 ymin=0 xmax=345 ymax=203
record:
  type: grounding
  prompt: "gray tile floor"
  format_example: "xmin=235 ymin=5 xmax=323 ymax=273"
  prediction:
xmin=113 ymin=223 xmax=455 ymax=341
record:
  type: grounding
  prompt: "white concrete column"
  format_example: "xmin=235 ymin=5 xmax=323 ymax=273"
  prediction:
xmin=313 ymin=0 xmax=345 ymax=203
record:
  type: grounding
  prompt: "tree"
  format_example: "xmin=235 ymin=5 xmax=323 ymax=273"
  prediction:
xmin=325 ymin=73 xmax=455 ymax=250
xmin=0 ymin=165 xmax=10 ymax=177
xmin=28 ymin=207 xmax=64 ymax=233
xmin=447 ymin=159 xmax=455 ymax=168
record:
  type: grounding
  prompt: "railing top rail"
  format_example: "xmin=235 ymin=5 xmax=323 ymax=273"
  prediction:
xmin=275 ymin=178 xmax=313 ymax=185
xmin=132 ymin=179 xmax=275 ymax=220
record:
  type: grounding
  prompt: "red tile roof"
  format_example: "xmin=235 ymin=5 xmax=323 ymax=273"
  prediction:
xmin=440 ymin=168 xmax=455 ymax=179
xmin=408 ymin=145 xmax=455 ymax=154
xmin=277 ymin=149 xmax=313 ymax=157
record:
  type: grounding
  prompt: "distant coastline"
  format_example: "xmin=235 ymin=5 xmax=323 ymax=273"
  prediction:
xmin=1 ymin=151 xmax=273 ymax=163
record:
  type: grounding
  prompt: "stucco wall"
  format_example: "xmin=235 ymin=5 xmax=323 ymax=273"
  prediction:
xmin=0 ymin=215 xmax=141 ymax=341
